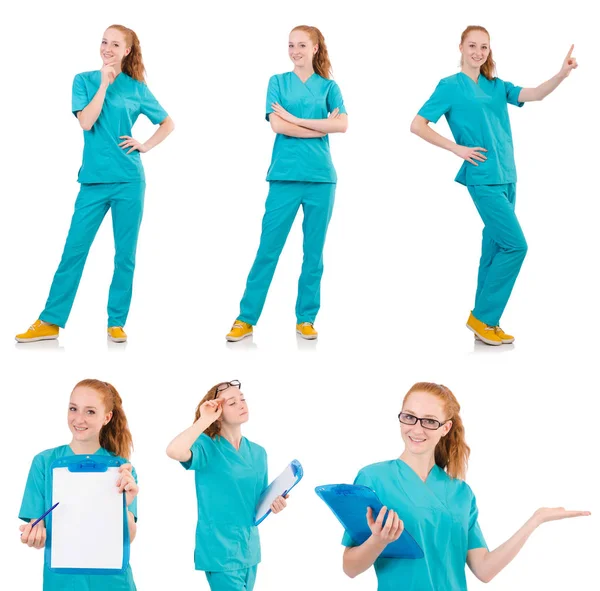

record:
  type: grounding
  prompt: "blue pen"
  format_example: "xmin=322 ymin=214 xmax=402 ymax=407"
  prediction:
xmin=30 ymin=502 xmax=59 ymax=528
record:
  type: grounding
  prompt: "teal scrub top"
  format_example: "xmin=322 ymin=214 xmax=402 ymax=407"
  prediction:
xmin=72 ymin=71 xmax=168 ymax=184
xmin=342 ymin=460 xmax=487 ymax=591
xmin=265 ymin=72 xmax=346 ymax=183
xmin=19 ymin=445 xmax=137 ymax=591
xmin=418 ymin=73 xmax=524 ymax=186
xmin=181 ymin=433 xmax=268 ymax=572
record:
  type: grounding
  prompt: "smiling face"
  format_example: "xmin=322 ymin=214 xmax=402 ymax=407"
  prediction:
xmin=100 ymin=27 xmax=131 ymax=66
xmin=217 ymin=387 xmax=249 ymax=427
xmin=460 ymin=30 xmax=490 ymax=70
xmin=68 ymin=386 xmax=112 ymax=446
xmin=288 ymin=29 xmax=317 ymax=69
xmin=400 ymin=391 xmax=452 ymax=457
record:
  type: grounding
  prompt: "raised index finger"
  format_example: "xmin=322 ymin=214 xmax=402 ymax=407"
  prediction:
xmin=565 ymin=44 xmax=574 ymax=60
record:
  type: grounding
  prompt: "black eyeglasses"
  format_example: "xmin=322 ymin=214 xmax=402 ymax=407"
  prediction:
xmin=214 ymin=380 xmax=241 ymax=399
xmin=398 ymin=412 xmax=448 ymax=431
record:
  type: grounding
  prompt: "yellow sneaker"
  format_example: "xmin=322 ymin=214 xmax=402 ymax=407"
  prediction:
xmin=296 ymin=322 xmax=318 ymax=340
xmin=15 ymin=319 xmax=59 ymax=343
xmin=107 ymin=326 xmax=127 ymax=343
xmin=226 ymin=320 xmax=253 ymax=342
xmin=466 ymin=312 xmax=502 ymax=346
xmin=494 ymin=326 xmax=515 ymax=344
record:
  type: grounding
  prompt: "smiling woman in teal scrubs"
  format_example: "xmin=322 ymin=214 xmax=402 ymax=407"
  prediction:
xmin=166 ymin=380 xmax=289 ymax=591
xmin=226 ymin=25 xmax=348 ymax=343
xmin=411 ymin=26 xmax=578 ymax=345
xmin=16 ymin=24 xmax=174 ymax=344
xmin=19 ymin=379 xmax=138 ymax=590
xmin=342 ymin=382 xmax=590 ymax=590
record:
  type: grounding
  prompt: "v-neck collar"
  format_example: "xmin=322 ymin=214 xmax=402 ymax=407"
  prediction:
xmin=292 ymin=70 xmax=315 ymax=85
xmin=460 ymin=70 xmax=481 ymax=86
xmin=218 ymin=434 xmax=246 ymax=454
xmin=397 ymin=458 xmax=440 ymax=484
xmin=67 ymin=444 xmax=103 ymax=456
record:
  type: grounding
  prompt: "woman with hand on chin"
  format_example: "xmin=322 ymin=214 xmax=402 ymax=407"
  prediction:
xmin=16 ymin=24 xmax=174 ymax=345
xmin=19 ymin=379 xmax=139 ymax=590
xmin=226 ymin=25 xmax=348 ymax=343
xmin=342 ymin=382 xmax=590 ymax=590
xmin=411 ymin=26 xmax=578 ymax=345
xmin=167 ymin=380 xmax=289 ymax=591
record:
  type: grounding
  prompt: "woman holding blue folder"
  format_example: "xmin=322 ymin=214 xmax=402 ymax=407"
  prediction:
xmin=166 ymin=380 xmax=288 ymax=591
xmin=15 ymin=24 xmax=174 ymax=344
xmin=226 ymin=25 xmax=348 ymax=343
xmin=19 ymin=379 xmax=139 ymax=590
xmin=410 ymin=26 xmax=578 ymax=345
xmin=342 ymin=382 xmax=590 ymax=590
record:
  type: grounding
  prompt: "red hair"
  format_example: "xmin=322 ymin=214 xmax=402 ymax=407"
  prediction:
xmin=74 ymin=379 xmax=133 ymax=459
xmin=107 ymin=24 xmax=146 ymax=82
xmin=291 ymin=25 xmax=333 ymax=79
xmin=460 ymin=25 xmax=496 ymax=80
xmin=403 ymin=382 xmax=470 ymax=480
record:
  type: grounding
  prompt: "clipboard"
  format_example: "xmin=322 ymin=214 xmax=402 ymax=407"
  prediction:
xmin=45 ymin=455 xmax=130 ymax=575
xmin=315 ymin=484 xmax=424 ymax=559
xmin=254 ymin=459 xmax=303 ymax=526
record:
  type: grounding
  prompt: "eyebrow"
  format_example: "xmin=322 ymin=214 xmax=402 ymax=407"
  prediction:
xmin=69 ymin=404 xmax=97 ymax=409
xmin=403 ymin=409 xmax=440 ymax=420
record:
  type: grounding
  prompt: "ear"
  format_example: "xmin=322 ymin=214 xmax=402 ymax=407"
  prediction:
xmin=313 ymin=44 xmax=319 ymax=55
xmin=104 ymin=410 xmax=113 ymax=426
xmin=443 ymin=420 xmax=453 ymax=436
xmin=125 ymin=47 xmax=131 ymax=57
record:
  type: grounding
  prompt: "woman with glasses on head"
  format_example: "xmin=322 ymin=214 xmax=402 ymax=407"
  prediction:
xmin=166 ymin=380 xmax=289 ymax=591
xmin=226 ymin=24 xmax=348 ymax=343
xmin=342 ymin=382 xmax=590 ymax=590
xmin=411 ymin=26 xmax=578 ymax=345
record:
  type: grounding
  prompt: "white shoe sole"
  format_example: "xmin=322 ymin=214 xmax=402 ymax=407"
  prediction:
xmin=15 ymin=335 xmax=58 ymax=343
xmin=467 ymin=325 xmax=502 ymax=346
xmin=296 ymin=330 xmax=318 ymax=340
xmin=226 ymin=332 xmax=253 ymax=342
xmin=474 ymin=334 xmax=514 ymax=345
xmin=107 ymin=335 xmax=127 ymax=343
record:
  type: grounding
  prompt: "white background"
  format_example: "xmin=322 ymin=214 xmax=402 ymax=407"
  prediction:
xmin=1 ymin=0 xmax=598 ymax=590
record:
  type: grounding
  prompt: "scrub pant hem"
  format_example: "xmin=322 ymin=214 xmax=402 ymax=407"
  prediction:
xmin=38 ymin=315 xmax=66 ymax=329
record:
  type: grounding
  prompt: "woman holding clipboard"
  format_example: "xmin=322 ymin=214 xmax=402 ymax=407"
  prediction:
xmin=166 ymin=380 xmax=288 ymax=591
xmin=18 ymin=379 xmax=139 ymax=590
xmin=342 ymin=382 xmax=590 ymax=590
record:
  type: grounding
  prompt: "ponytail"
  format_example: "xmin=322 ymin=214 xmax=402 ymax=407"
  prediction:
xmin=74 ymin=379 xmax=133 ymax=459
xmin=194 ymin=384 xmax=223 ymax=439
xmin=460 ymin=25 xmax=496 ymax=81
xmin=291 ymin=25 xmax=333 ymax=79
xmin=107 ymin=24 xmax=146 ymax=83
xmin=403 ymin=382 xmax=470 ymax=480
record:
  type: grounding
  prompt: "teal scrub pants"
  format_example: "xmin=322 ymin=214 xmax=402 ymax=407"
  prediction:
xmin=40 ymin=182 xmax=145 ymax=328
xmin=205 ymin=566 xmax=257 ymax=591
xmin=468 ymin=183 xmax=527 ymax=326
xmin=239 ymin=181 xmax=336 ymax=324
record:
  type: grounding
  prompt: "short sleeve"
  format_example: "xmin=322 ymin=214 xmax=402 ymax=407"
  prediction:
xmin=326 ymin=81 xmax=347 ymax=115
xmin=503 ymin=80 xmax=524 ymax=108
xmin=19 ymin=455 xmax=46 ymax=522
xmin=265 ymin=75 xmax=281 ymax=121
xmin=140 ymin=85 xmax=168 ymax=124
xmin=467 ymin=492 xmax=487 ymax=550
xmin=180 ymin=435 xmax=209 ymax=471
xmin=72 ymin=74 xmax=89 ymax=116
xmin=418 ymin=80 xmax=453 ymax=123
xmin=341 ymin=469 xmax=372 ymax=547
xmin=128 ymin=465 xmax=139 ymax=521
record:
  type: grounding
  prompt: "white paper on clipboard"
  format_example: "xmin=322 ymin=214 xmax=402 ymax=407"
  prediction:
xmin=255 ymin=460 xmax=303 ymax=525
xmin=51 ymin=466 xmax=123 ymax=569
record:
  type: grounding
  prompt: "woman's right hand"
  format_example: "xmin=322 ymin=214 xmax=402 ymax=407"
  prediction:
xmin=19 ymin=521 xmax=46 ymax=549
xmin=100 ymin=63 xmax=117 ymax=88
xmin=367 ymin=506 xmax=404 ymax=546
xmin=454 ymin=145 xmax=488 ymax=166
xmin=197 ymin=399 xmax=223 ymax=425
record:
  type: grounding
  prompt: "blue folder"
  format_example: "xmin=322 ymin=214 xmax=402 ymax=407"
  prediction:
xmin=315 ymin=484 xmax=424 ymax=559
xmin=46 ymin=455 xmax=130 ymax=575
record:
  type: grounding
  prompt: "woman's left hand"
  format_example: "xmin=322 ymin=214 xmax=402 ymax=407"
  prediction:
xmin=533 ymin=506 xmax=591 ymax=525
xmin=271 ymin=103 xmax=299 ymax=125
xmin=119 ymin=136 xmax=148 ymax=154
xmin=117 ymin=463 xmax=139 ymax=507
xmin=560 ymin=45 xmax=578 ymax=77
xmin=270 ymin=494 xmax=289 ymax=514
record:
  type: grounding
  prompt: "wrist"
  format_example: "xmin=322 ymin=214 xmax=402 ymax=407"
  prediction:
xmin=529 ymin=512 xmax=544 ymax=529
xmin=367 ymin=535 xmax=388 ymax=552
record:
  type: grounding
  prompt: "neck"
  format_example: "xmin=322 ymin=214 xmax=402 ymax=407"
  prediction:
xmin=70 ymin=437 xmax=101 ymax=455
xmin=399 ymin=449 xmax=436 ymax=481
xmin=294 ymin=65 xmax=315 ymax=82
xmin=461 ymin=65 xmax=480 ymax=83
xmin=219 ymin=423 xmax=243 ymax=450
